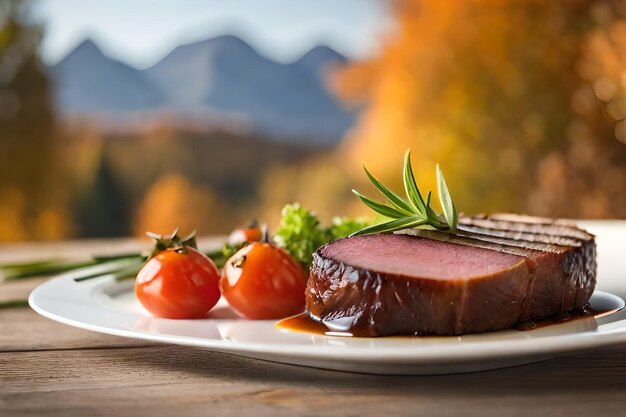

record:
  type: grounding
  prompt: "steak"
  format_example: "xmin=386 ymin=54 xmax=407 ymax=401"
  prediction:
xmin=305 ymin=214 xmax=596 ymax=336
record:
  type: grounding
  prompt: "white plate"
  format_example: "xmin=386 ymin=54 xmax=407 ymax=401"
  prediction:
xmin=29 ymin=221 xmax=626 ymax=375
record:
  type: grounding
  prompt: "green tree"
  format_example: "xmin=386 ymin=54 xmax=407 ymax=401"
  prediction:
xmin=76 ymin=152 xmax=131 ymax=238
xmin=0 ymin=0 xmax=57 ymax=236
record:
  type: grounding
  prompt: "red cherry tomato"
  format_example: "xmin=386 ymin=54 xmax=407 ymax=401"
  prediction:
xmin=227 ymin=227 xmax=263 ymax=246
xmin=135 ymin=247 xmax=221 ymax=319
xmin=221 ymin=242 xmax=308 ymax=319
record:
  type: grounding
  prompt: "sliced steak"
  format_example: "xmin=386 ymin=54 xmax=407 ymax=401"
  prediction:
xmin=305 ymin=214 xmax=596 ymax=336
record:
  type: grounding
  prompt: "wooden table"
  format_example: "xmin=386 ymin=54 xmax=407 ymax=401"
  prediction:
xmin=2 ymin=229 xmax=626 ymax=417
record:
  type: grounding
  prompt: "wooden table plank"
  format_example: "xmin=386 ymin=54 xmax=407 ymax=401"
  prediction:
xmin=0 ymin=238 xmax=148 ymax=264
xmin=0 ymin=308 xmax=157 ymax=352
xmin=0 ymin=277 xmax=47 ymax=307
xmin=3 ymin=343 xmax=626 ymax=417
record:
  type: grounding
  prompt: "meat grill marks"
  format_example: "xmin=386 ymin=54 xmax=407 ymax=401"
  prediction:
xmin=458 ymin=214 xmax=594 ymax=243
xmin=306 ymin=214 xmax=596 ymax=336
xmin=458 ymin=214 xmax=596 ymax=319
xmin=404 ymin=215 xmax=596 ymax=321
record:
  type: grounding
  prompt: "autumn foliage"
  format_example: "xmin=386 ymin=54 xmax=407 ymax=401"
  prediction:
xmin=336 ymin=0 xmax=626 ymax=218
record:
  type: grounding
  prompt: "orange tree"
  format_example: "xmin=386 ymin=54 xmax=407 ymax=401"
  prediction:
xmin=335 ymin=0 xmax=626 ymax=218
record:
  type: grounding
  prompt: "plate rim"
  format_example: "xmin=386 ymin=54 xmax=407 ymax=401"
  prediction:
xmin=28 ymin=273 xmax=626 ymax=365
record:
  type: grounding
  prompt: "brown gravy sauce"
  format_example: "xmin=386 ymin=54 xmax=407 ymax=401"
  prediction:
xmin=275 ymin=304 xmax=622 ymax=338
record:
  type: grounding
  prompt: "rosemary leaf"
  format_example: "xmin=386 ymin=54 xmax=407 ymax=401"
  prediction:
xmin=0 ymin=299 xmax=29 ymax=309
xmin=436 ymin=164 xmax=458 ymax=232
xmin=72 ymin=259 xmax=144 ymax=282
xmin=351 ymin=190 xmax=405 ymax=219
xmin=363 ymin=166 xmax=414 ymax=215
xmin=0 ymin=259 xmax=62 ymax=269
xmin=1 ymin=260 xmax=100 ymax=281
xmin=350 ymin=216 xmax=429 ymax=237
xmin=92 ymin=253 xmax=145 ymax=262
xmin=403 ymin=150 xmax=427 ymax=216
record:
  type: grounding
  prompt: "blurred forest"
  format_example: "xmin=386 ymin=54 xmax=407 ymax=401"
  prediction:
xmin=0 ymin=0 xmax=59 ymax=241
xmin=281 ymin=0 xmax=626 ymax=221
xmin=0 ymin=0 xmax=625 ymax=243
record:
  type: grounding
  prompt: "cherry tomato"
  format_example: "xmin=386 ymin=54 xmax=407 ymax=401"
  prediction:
xmin=136 ymin=247 xmax=221 ymax=319
xmin=221 ymin=242 xmax=308 ymax=319
xmin=227 ymin=227 xmax=263 ymax=246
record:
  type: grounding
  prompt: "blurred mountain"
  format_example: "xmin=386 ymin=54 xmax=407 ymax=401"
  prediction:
xmin=49 ymin=36 xmax=356 ymax=146
xmin=51 ymin=40 xmax=165 ymax=113
xmin=297 ymin=45 xmax=347 ymax=75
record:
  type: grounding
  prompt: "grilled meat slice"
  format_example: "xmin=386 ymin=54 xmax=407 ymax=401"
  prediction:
xmin=305 ymin=214 xmax=596 ymax=336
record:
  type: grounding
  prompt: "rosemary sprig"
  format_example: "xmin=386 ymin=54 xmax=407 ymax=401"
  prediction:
xmin=0 ymin=247 xmax=227 ymax=283
xmin=0 ymin=299 xmax=29 ymax=309
xmin=351 ymin=149 xmax=458 ymax=236
xmin=1 ymin=259 xmax=109 ymax=281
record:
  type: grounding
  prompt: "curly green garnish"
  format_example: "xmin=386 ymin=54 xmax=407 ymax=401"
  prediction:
xmin=273 ymin=203 xmax=370 ymax=269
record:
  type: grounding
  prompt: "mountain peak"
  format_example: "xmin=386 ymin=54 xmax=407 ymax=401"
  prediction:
xmin=70 ymin=39 xmax=104 ymax=56
xmin=297 ymin=45 xmax=346 ymax=67
xmin=176 ymin=34 xmax=257 ymax=57
xmin=202 ymin=34 xmax=254 ymax=49
xmin=56 ymin=39 xmax=106 ymax=67
xmin=146 ymin=34 xmax=261 ymax=72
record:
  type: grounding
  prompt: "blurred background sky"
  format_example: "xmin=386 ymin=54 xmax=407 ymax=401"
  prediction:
xmin=0 ymin=0 xmax=625 ymax=243
xmin=34 ymin=0 xmax=394 ymax=67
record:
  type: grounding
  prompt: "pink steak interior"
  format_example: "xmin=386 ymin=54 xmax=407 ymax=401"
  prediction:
xmin=320 ymin=234 xmax=525 ymax=280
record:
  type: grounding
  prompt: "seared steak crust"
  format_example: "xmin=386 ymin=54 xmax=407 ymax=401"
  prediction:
xmin=305 ymin=214 xmax=596 ymax=336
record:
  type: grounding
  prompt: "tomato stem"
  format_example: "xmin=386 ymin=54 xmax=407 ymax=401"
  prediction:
xmin=232 ymin=254 xmax=247 ymax=268
xmin=147 ymin=229 xmax=198 ymax=258
xmin=260 ymin=224 xmax=270 ymax=244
